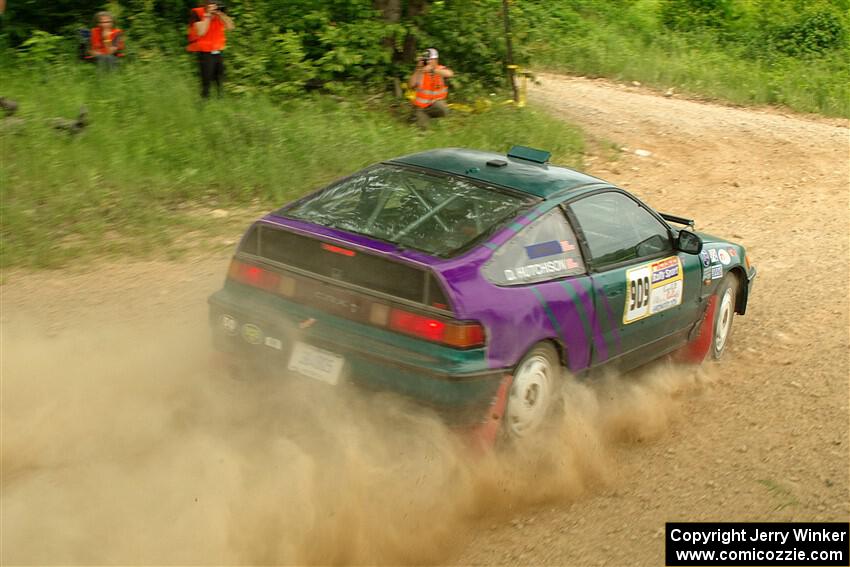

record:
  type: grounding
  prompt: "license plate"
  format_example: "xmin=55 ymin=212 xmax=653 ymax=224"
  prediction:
xmin=287 ymin=342 xmax=344 ymax=385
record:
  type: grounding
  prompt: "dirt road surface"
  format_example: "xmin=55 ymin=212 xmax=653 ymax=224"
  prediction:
xmin=453 ymin=74 xmax=850 ymax=565
xmin=2 ymin=74 xmax=848 ymax=565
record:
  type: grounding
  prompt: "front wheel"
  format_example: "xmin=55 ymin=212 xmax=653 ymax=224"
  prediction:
xmin=711 ymin=275 xmax=738 ymax=360
xmin=503 ymin=343 xmax=561 ymax=440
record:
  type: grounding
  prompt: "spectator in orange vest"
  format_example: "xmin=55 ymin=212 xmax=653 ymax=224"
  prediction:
xmin=89 ymin=12 xmax=125 ymax=70
xmin=187 ymin=1 xmax=235 ymax=98
xmin=408 ymin=48 xmax=454 ymax=128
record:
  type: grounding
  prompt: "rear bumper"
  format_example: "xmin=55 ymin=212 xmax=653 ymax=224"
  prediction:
xmin=208 ymin=287 xmax=507 ymax=427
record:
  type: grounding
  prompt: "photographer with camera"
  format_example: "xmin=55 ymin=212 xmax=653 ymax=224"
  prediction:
xmin=409 ymin=48 xmax=454 ymax=128
xmin=187 ymin=1 xmax=234 ymax=98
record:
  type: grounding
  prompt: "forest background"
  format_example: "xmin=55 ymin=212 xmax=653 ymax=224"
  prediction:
xmin=1 ymin=0 xmax=848 ymax=267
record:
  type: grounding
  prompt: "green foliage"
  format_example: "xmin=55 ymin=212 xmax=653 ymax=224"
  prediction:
xmin=0 ymin=0 xmax=102 ymax=45
xmin=122 ymin=0 xmax=183 ymax=59
xmin=659 ymin=0 xmax=735 ymax=32
xmin=17 ymin=31 xmax=69 ymax=66
xmin=2 ymin=0 xmax=848 ymax=114
xmin=311 ymin=15 xmax=397 ymax=86
xmin=521 ymin=0 xmax=850 ymax=117
xmin=768 ymin=6 xmax=847 ymax=55
xmin=0 ymin=63 xmax=583 ymax=268
xmin=418 ymin=0 xmax=514 ymax=97
xmin=223 ymin=6 xmax=316 ymax=96
xmin=0 ymin=0 xmax=517 ymax=96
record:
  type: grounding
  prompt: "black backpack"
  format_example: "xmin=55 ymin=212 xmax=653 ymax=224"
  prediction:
xmin=78 ymin=28 xmax=91 ymax=61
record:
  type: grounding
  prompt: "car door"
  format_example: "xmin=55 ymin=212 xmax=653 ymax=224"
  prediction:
xmin=481 ymin=208 xmax=621 ymax=372
xmin=565 ymin=190 xmax=701 ymax=369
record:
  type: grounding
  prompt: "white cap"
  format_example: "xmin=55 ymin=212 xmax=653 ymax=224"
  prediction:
xmin=425 ymin=48 xmax=439 ymax=60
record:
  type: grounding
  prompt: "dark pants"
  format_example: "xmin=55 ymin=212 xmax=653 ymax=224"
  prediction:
xmin=415 ymin=100 xmax=449 ymax=129
xmin=198 ymin=52 xmax=224 ymax=98
xmin=94 ymin=54 xmax=120 ymax=71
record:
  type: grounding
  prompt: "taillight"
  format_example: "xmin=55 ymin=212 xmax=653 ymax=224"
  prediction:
xmin=228 ymin=259 xmax=296 ymax=296
xmin=321 ymin=243 xmax=356 ymax=257
xmin=388 ymin=308 xmax=485 ymax=348
xmin=390 ymin=309 xmax=445 ymax=342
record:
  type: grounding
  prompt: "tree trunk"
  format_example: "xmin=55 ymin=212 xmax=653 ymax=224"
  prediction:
xmin=401 ymin=0 xmax=429 ymax=63
xmin=374 ymin=0 xmax=402 ymax=67
xmin=373 ymin=0 xmax=401 ymax=23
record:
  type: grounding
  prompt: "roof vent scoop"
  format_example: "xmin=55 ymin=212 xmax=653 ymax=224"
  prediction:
xmin=507 ymin=145 xmax=551 ymax=164
xmin=486 ymin=159 xmax=507 ymax=168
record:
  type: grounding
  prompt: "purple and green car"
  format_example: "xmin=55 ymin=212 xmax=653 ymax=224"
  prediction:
xmin=208 ymin=146 xmax=756 ymax=445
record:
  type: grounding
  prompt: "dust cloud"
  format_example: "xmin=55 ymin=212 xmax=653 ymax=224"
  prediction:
xmin=1 ymin=318 xmax=708 ymax=565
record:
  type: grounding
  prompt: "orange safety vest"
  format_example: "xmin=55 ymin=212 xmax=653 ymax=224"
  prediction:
xmin=187 ymin=7 xmax=226 ymax=52
xmin=89 ymin=27 xmax=125 ymax=57
xmin=414 ymin=66 xmax=449 ymax=108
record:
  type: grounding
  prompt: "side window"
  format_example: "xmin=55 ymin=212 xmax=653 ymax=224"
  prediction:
xmin=568 ymin=191 xmax=671 ymax=269
xmin=482 ymin=209 xmax=586 ymax=286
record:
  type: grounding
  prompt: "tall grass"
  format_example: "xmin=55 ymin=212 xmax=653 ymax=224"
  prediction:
xmin=0 ymin=62 xmax=584 ymax=269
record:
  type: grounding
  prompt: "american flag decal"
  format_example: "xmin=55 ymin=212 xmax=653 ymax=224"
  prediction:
xmin=526 ymin=239 xmax=578 ymax=259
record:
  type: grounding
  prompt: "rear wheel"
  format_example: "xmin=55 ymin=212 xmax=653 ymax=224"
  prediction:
xmin=711 ymin=275 xmax=738 ymax=360
xmin=504 ymin=343 xmax=561 ymax=440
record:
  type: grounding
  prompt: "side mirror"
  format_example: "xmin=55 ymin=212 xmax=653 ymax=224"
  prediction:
xmin=677 ymin=230 xmax=702 ymax=254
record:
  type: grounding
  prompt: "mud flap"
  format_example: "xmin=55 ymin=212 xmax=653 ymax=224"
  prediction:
xmin=673 ymin=295 xmax=717 ymax=364
xmin=457 ymin=373 xmax=514 ymax=451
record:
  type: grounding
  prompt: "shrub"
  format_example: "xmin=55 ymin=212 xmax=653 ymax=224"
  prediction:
xmin=659 ymin=0 xmax=735 ymax=32
xmin=17 ymin=30 xmax=69 ymax=66
xmin=770 ymin=8 xmax=847 ymax=55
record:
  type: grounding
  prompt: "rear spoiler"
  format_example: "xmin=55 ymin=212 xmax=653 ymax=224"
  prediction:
xmin=660 ymin=212 xmax=694 ymax=227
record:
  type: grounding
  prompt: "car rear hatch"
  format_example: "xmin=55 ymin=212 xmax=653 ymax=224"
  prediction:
xmin=208 ymin=220 xmax=499 ymax=423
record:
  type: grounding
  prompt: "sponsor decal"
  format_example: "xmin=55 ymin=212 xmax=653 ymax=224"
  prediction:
xmin=241 ymin=323 xmax=263 ymax=344
xmin=708 ymin=248 xmax=719 ymax=264
xmin=525 ymin=239 xmax=576 ymax=259
xmin=728 ymin=247 xmax=738 ymax=257
xmin=718 ymin=248 xmax=731 ymax=265
xmin=711 ymin=265 xmax=723 ymax=280
xmin=264 ymin=336 xmax=283 ymax=350
xmin=700 ymin=250 xmax=711 ymax=268
xmin=221 ymin=314 xmax=238 ymax=336
xmin=651 ymin=256 xmax=680 ymax=284
xmin=504 ymin=258 xmax=570 ymax=282
xmin=624 ymin=256 xmax=684 ymax=324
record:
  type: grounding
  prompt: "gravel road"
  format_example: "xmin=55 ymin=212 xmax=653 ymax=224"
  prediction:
xmin=453 ymin=73 xmax=850 ymax=566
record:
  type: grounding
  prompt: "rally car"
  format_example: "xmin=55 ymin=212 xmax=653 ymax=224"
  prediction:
xmin=208 ymin=146 xmax=756 ymax=444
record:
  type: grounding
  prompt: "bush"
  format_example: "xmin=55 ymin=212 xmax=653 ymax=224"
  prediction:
xmin=770 ymin=7 xmax=847 ymax=55
xmin=659 ymin=0 xmax=735 ymax=32
xmin=17 ymin=30 xmax=69 ymax=66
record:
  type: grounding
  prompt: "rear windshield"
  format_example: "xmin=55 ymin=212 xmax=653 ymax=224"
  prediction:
xmin=278 ymin=164 xmax=533 ymax=257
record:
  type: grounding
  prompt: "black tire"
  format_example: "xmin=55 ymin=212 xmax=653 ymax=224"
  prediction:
xmin=711 ymin=275 xmax=739 ymax=360
xmin=502 ymin=342 xmax=562 ymax=440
